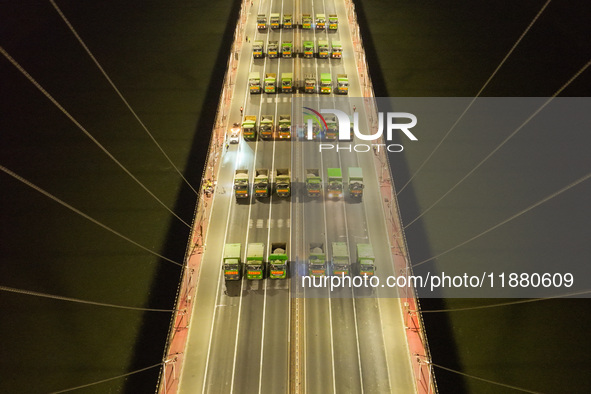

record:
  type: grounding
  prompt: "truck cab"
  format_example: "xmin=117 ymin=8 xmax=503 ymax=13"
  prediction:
xmin=281 ymin=41 xmax=292 ymax=58
xmin=246 ymin=243 xmax=265 ymax=280
xmin=253 ymin=41 xmax=264 ymax=58
xmin=327 ymin=167 xmax=343 ymax=198
xmin=304 ymin=73 xmax=316 ymax=93
xmin=234 ymin=169 xmax=249 ymax=199
xmin=337 ymin=74 xmax=349 ymax=94
xmin=325 ymin=115 xmax=338 ymax=140
xmin=278 ymin=114 xmax=291 ymax=138
xmin=248 ymin=72 xmax=261 ymax=94
xmin=257 ymin=14 xmax=267 ymax=30
xmin=318 ymin=40 xmax=329 ymax=58
xmin=332 ymin=242 xmax=350 ymax=276
xmin=348 ymin=167 xmax=364 ymax=198
xmin=306 ymin=168 xmax=322 ymax=197
xmin=329 ymin=14 xmax=338 ymax=30
xmin=331 ymin=40 xmax=342 ymax=58
xmin=283 ymin=14 xmax=292 ymax=29
xmin=223 ymin=243 xmax=242 ymax=280
xmin=254 ymin=168 xmax=270 ymax=197
xmin=275 ymin=168 xmax=291 ymax=197
xmin=264 ymin=73 xmax=276 ymax=93
xmin=303 ymin=41 xmax=314 ymax=58
xmin=315 ymin=13 xmax=326 ymax=29
xmin=259 ymin=115 xmax=274 ymax=139
xmin=268 ymin=41 xmax=278 ymax=58
xmin=309 ymin=242 xmax=326 ymax=276
xmin=302 ymin=14 xmax=312 ymax=29
xmin=270 ymin=13 xmax=280 ymax=29
xmin=281 ymin=73 xmax=293 ymax=93
xmin=320 ymin=73 xmax=332 ymax=94
xmin=357 ymin=243 xmax=375 ymax=277
xmin=242 ymin=115 xmax=257 ymax=139
xmin=269 ymin=243 xmax=288 ymax=279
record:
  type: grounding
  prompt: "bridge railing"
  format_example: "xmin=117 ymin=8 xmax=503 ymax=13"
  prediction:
xmin=155 ymin=1 xmax=250 ymax=393
xmin=344 ymin=1 xmax=438 ymax=393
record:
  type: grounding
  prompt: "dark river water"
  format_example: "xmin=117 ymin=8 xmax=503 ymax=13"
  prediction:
xmin=1 ymin=0 xmax=589 ymax=393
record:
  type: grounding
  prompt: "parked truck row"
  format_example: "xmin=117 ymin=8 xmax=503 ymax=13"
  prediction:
xmin=256 ymin=13 xmax=337 ymax=30
xmin=305 ymin=242 xmax=375 ymax=277
xmin=223 ymin=241 xmax=375 ymax=280
xmin=247 ymin=71 xmax=348 ymax=95
xmin=306 ymin=167 xmax=364 ymax=199
xmin=223 ymin=242 xmax=289 ymax=280
xmin=254 ymin=39 xmax=343 ymax=59
xmin=234 ymin=169 xmax=291 ymax=200
xmin=240 ymin=114 xmax=291 ymax=139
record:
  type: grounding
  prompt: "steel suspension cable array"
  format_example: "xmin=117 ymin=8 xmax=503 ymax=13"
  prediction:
xmin=49 ymin=0 xmax=199 ymax=196
xmin=420 ymin=288 xmax=591 ymax=313
xmin=0 ymin=46 xmax=191 ymax=229
xmin=0 ymin=285 xmax=177 ymax=313
xmin=49 ymin=362 xmax=164 ymax=393
xmin=404 ymin=59 xmax=591 ymax=229
xmin=396 ymin=0 xmax=552 ymax=196
xmin=412 ymin=171 xmax=591 ymax=269
xmin=0 ymin=165 xmax=184 ymax=268
xmin=429 ymin=363 xmax=542 ymax=394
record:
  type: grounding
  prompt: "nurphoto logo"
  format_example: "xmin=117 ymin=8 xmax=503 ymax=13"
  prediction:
xmin=303 ymin=107 xmax=418 ymax=152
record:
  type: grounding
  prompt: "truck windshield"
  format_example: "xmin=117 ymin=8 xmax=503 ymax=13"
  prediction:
xmin=306 ymin=81 xmax=314 ymax=86
xmin=350 ymin=182 xmax=363 ymax=190
xmin=249 ymin=264 xmax=262 ymax=270
xmin=225 ymin=263 xmax=238 ymax=270
xmin=328 ymin=182 xmax=341 ymax=190
xmin=271 ymin=263 xmax=285 ymax=270
xmin=307 ymin=183 xmax=320 ymax=190
xmin=361 ymin=266 xmax=374 ymax=274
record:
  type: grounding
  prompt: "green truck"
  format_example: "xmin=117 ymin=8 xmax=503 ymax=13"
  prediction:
xmin=315 ymin=13 xmax=326 ymax=29
xmin=337 ymin=74 xmax=349 ymax=94
xmin=327 ymin=168 xmax=343 ymax=198
xmin=224 ymin=243 xmax=242 ymax=280
xmin=242 ymin=115 xmax=257 ymax=139
xmin=302 ymin=14 xmax=312 ymax=29
xmin=254 ymin=168 xmax=270 ymax=198
xmin=283 ymin=14 xmax=292 ymax=29
xmin=275 ymin=168 xmax=291 ymax=197
xmin=270 ymin=13 xmax=280 ymax=29
xmin=281 ymin=41 xmax=293 ymax=58
xmin=259 ymin=114 xmax=274 ymax=139
xmin=348 ymin=167 xmax=364 ymax=198
xmin=320 ymin=73 xmax=332 ymax=94
xmin=253 ymin=40 xmax=264 ymax=58
xmin=281 ymin=73 xmax=293 ymax=92
xmin=318 ymin=40 xmax=329 ymax=58
xmin=304 ymin=73 xmax=316 ymax=93
xmin=257 ymin=14 xmax=267 ymax=30
xmin=332 ymin=242 xmax=350 ymax=276
xmin=306 ymin=168 xmax=322 ymax=197
xmin=249 ymin=72 xmax=261 ymax=94
xmin=278 ymin=114 xmax=291 ymax=138
xmin=303 ymin=40 xmax=314 ymax=58
xmin=264 ymin=73 xmax=276 ymax=93
xmin=329 ymin=14 xmax=338 ymax=30
xmin=357 ymin=243 xmax=375 ymax=277
xmin=234 ymin=169 xmax=249 ymax=199
xmin=246 ymin=243 xmax=265 ymax=279
xmin=268 ymin=40 xmax=278 ymax=58
xmin=331 ymin=40 xmax=342 ymax=58
xmin=269 ymin=242 xmax=288 ymax=279
xmin=308 ymin=242 xmax=326 ymax=276
xmin=325 ymin=115 xmax=338 ymax=140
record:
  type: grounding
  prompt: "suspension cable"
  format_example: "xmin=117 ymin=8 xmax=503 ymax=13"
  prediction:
xmin=404 ymin=59 xmax=591 ymax=229
xmin=49 ymin=0 xmax=199 ymax=196
xmin=420 ymin=289 xmax=591 ymax=313
xmin=430 ymin=363 xmax=542 ymax=393
xmin=0 ymin=285 xmax=177 ymax=313
xmin=397 ymin=0 xmax=552 ymax=195
xmin=412 ymin=171 xmax=590 ymax=269
xmin=0 ymin=46 xmax=191 ymax=229
xmin=0 ymin=165 xmax=184 ymax=268
xmin=49 ymin=362 xmax=164 ymax=393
